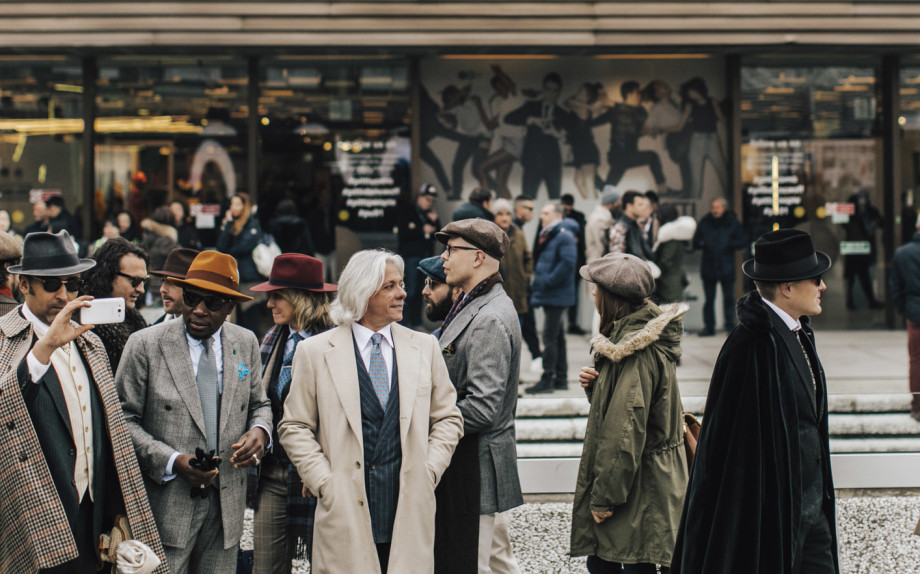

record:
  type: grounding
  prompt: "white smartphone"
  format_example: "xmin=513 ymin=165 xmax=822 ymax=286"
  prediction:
xmin=80 ymin=297 xmax=125 ymax=325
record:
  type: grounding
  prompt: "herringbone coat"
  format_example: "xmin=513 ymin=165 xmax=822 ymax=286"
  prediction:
xmin=0 ymin=306 xmax=167 ymax=573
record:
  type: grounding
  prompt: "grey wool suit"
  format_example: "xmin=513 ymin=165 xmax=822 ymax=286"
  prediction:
xmin=115 ymin=318 xmax=272 ymax=553
xmin=438 ymin=283 xmax=524 ymax=514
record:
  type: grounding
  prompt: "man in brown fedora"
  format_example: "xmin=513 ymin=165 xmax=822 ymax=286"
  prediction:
xmin=672 ymin=229 xmax=838 ymax=574
xmin=150 ymin=247 xmax=200 ymax=325
xmin=115 ymin=250 xmax=272 ymax=574
xmin=0 ymin=230 xmax=166 ymax=573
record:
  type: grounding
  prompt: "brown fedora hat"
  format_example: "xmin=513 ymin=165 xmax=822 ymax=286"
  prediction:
xmin=150 ymin=247 xmax=200 ymax=279
xmin=170 ymin=251 xmax=253 ymax=301
xmin=250 ymin=253 xmax=337 ymax=293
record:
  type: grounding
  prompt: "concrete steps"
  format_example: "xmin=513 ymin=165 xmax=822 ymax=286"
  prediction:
xmin=514 ymin=394 xmax=920 ymax=457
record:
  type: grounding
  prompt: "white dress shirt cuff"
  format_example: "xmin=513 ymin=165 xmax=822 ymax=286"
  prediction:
xmin=163 ymin=451 xmax=180 ymax=482
xmin=26 ymin=351 xmax=52 ymax=384
xmin=253 ymin=424 xmax=273 ymax=450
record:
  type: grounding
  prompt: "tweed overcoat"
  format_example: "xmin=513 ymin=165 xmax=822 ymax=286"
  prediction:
xmin=278 ymin=323 xmax=463 ymax=574
xmin=0 ymin=307 xmax=167 ymax=573
xmin=438 ymin=283 xmax=524 ymax=514
xmin=115 ymin=318 xmax=272 ymax=550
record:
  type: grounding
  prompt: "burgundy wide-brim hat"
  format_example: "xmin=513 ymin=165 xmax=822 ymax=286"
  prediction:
xmin=742 ymin=228 xmax=831 ymax=282
xmin=151 ymin=247 xmax=200 ymax=279
xmin=250 ymin=253 xmax=337 ymax=293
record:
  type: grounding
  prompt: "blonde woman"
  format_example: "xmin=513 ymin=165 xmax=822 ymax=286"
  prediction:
xmin=249 ymin=253 xmax=337 ymax=574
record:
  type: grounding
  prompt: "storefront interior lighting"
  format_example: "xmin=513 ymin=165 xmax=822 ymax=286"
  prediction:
xmin=0 ymin=116 xmax=202 ymax=135
xmin=53 ymin=84 xmax=83 ymax=94
xmin=764 ymin=86 xmax=796 ymax=94
xmin=840 ymin=75 xmax=875 ymax=84
xmin=777 ymin=73 xmax=807 ymax=84
xmin=834 ymin=84 xmax=869 ymax=92
xmin=442 ymin=55 xmax=558 ymax=60
xmin=594 ymin=54 xmax=710 ymax=60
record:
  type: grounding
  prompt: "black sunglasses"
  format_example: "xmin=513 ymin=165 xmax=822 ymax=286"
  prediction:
xmin=183 ymin=290 xmax=233 ymax=311
xmin=32 ymin=276 xmax=82 ymax=293
xmin=117 ymin=271 xmax=148 ymax=288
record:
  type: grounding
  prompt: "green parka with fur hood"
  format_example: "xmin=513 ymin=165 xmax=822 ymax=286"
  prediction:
xmin=570 ymin=301 xmax=689 ymax=567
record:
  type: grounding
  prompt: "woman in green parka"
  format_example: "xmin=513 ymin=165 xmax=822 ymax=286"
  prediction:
xmin=571 ymin=252 xmax=689 ymax=574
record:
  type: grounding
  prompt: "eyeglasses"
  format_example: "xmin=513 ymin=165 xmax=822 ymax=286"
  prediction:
xmin=183 ymin=290 xmax=233 ymax=311
xmin=31 ymin=276 xmax=82 ymax=293
xmin=117 ymin=271 xmax=148 ymax=288
xmin=424 ymin=277 xmax=442 ymax=289
xmin=443 ymin=245 xmax=479 ymax=258
xmin=807 ymin=275 xmax=823 ymax=286
xmin=521 ymin=206 xmax=534 ymax=211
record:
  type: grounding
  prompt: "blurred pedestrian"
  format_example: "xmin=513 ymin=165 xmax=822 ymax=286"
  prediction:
xmin=47 ymin=195 xmax=82 ymax=240
xmin=87 ymin=218 xmax=121 ymax=257
xmin=150 ymin=247 xmax=199 ymax=325
xmin=117 ymin=210 xmax=141 ymax=243
xmin=561 ymin=194 xmax=588 ymax=334
xmin=889 ymin=218 xmax=920 ymax=420
xmin=453 ymin=187 xmax=494 ymax=222
xmin=279 ymin=249 xmax=462 ymax=574
xmin=653 ymin=204 xmax=696 ymax=303
xmin=249 ymin=253 xmax=337 ymax=573
xmin=398 ymin=183 xmax=441 ymax=329
xmin=2 ymin=230 xmax=166 ymax=573
xmin=527 ymin=202 xmax=577 ymax=394
xmin=0 ymin=209 xmax=20 ymax=239
xmin=169 ymin=199 xmax=203 ymax=250
xmin=81 ymin=237 xmax=149 ymax=372
xmin=571 ymin=253 xmax=689 ymax=574
xmin=844 ymin=190 xmax=884 ymax=309
xmin=0 ymin=231 xmax=22 ymax=316
xmin=672 ymin=229 xmax=837 ymax=574
xmin=269 ymin=199 xmax=315 ymax=256
xmin=585 ymin=188 xmax=620 ymax=264
xmin=511 ymin=195 xmax=542 ymax=371
xmin=436 ymin=219 xmax=524 ymax=573
xmin=116 ymin=251 xmax=272 ymax=574
xmin=217 ymin=192 xmax=265 ymax=332
xmin=25 ymin=199 xmax=51 ymax=234
xmin=492 ymin=199 xmax=533 ymax=325
xmin=609 ymin=191 xmax=653 ymax=262
xmin=692 ymin=198 xmax=745 ymax=336
xmin=141 ymin=206 xmax=179 ymax=305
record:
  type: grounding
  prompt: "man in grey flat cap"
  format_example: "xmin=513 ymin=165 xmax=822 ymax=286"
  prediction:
xmin=0 ymin=231 xmax=23 ymax=316
xmin=435 ymin=219 xmax=523 ymax=574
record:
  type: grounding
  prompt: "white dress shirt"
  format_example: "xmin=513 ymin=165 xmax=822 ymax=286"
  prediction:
xmin=351 ymin=322 xmax=395 ymax=388
xmin=284 ymin=326 xmax=312 ymax=358
xmin=761 ymin=296 xmax=802 ymax=332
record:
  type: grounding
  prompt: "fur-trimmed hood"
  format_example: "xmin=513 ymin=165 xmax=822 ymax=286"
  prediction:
xmin=591 ymin=302 xmax=689 ymax=363
xmin=653 ymin=216 xmax=697 ymax=251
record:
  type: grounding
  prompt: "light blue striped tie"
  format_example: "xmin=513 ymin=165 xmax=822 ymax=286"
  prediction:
xmin=369 ymin=333 xmax=390 ymax=410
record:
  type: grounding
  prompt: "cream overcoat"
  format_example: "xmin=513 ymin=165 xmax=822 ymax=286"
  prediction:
xmin=278 ymin=323 xmax=463 ymax=574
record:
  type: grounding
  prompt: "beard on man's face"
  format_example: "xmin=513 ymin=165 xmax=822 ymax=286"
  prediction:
xmin=424 ymin=292 xmax=454 ymax=323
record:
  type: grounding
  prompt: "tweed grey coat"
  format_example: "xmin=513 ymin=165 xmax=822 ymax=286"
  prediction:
xmin=0 ymin=307 xmax=167 ymax=573
xmin=438 ymin=283 xmax=524 ymax=514
xmin=115 ymin=318 xmax=272 ymax=550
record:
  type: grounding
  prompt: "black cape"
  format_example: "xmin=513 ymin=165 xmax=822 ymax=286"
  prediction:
xmin=670 ymin=291 xmax=838 ymax=574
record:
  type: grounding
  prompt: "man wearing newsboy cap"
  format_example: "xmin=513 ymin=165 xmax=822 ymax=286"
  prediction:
xmin=435 ymin=219 xmax=524 ymax=573
xmin=0 ymin=230 xmax=166 ymax=573
xmin=116 ymin=251 xmax=272 ymax=573
xmin=672 ymin=229 xmax=838 ymax=574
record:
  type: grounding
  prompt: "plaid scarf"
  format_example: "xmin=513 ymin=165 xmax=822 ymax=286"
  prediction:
xmin=439 ymin=272 xmax=503 ymax=334
xmin=249 ymin=323 xmax=317 ymax=562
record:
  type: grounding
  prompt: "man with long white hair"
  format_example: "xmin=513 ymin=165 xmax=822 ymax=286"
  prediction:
xmin=279 ymin=249 xmax=463 ymax=574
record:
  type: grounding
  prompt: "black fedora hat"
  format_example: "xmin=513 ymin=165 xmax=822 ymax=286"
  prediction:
xmin=8 ymin=230 xmax=96 ymax=276
xmin=742 ymin=229 xmax=831 ymax=282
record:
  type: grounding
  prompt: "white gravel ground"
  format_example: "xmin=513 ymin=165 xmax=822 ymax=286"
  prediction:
xmin=240 ymin=495 xmax=920 ymax=573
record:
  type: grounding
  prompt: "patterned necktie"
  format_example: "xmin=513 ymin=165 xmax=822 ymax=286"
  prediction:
xmin=369 ymin=333 xmax=390 ymax=411
xmin=795 ymin=330 xmax=817 ymax=392
xmin=196 ymin=336 xmax=219 ymax=452
xmin=276 ymin=332 xmax=303 ymax=399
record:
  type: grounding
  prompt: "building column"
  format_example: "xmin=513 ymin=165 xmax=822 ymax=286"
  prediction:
xmin=81 ymin=56 xmax=97 ymax=243
xmin=882 ymin=54 xmax=901 ymax=329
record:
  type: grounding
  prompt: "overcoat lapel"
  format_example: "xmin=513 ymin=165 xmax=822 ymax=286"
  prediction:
xmin=219 ymin=326 xmax=244 ymax=439
xmin=324 ymin=326 xmax=364 ymax=447
xmin=769 ymin=312 xmax=818 ymax=415
xmin=392 ymin=325 xmax=419 ymax=446
xmin=159 ymin=319 xmax=207 ymax=436
xmin=438 ymin=287 xmax=502 ymax=350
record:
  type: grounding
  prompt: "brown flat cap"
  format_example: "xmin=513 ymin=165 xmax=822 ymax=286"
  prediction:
xmin=436 ymin=219 xmax=509 ymax=260
xmin=0 ymin=232 xmax=22 ymax=262
xmin=580 ymin=253 xmax=654 ymax=300
xmin=150 ymin=247 xmax=200 ymax=279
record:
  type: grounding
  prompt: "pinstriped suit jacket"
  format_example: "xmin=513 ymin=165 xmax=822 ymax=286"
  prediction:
xmin=116 ymin=317 xmax=272 ymax=550
xmin=0 ymin=306 xmax=167 ymax=573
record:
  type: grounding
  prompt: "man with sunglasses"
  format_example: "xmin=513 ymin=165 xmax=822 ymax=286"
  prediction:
xmin=672 ymin=229 xmax=838 ymax=574
xmin=116 ymin=250 xmax=271 ymax=574
xmin=80 ymin=236 xmax=150 ymax=372
xmin=0 ymin=230 xmax=166 ymax=573
xmin=417 ymin=255 xmax=459 ymax=338
xmin=435 ymin=219 xmax=523 ymax=574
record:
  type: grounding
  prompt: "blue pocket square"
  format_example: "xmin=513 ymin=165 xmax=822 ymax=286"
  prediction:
xmin=238 ymin=363 xmax=250 ymax=380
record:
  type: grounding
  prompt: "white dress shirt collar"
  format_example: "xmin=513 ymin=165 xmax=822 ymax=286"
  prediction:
xmin=22 ymin=302 xmax=50 ymax=335
xmin=351 ymin=321 xmax=394 ymax=349
xmin=761 ymin=296 xmax=802 ymax=331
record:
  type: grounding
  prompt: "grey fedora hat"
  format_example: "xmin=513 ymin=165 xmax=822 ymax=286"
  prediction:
xmin=8 ymin=230 xmax=96 ymax=276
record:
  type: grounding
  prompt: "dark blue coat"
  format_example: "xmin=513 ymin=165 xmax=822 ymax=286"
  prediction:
xmin=216 ymin=216 xmax=263 ymax=282
xmin=692 ymin=212 xmax=746 ymax=280
xmin=890 ymin=233 xmax=920 ymax=323
xmin=531 ymin=221 xmax=577 ymax=308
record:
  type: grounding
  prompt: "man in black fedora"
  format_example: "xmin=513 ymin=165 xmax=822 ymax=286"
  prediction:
xmin=671 ymin=229 xmax=838 ymax=574
xmin=0 ymin=230 xmax=166 ymax=573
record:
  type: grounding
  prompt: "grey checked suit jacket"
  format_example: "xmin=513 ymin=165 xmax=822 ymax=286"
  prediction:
xmin=115 ymin=318 xmax=272 ymax=549
xmin=438 ymin=283 xmax=524 ymax=514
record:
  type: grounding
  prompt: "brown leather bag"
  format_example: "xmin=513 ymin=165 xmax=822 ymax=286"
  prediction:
xmin=683 ymin=412 xmax=702 ymax=469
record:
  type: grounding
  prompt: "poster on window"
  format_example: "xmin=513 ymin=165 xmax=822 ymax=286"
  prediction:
xmin=420 ymin=56 xmax=729 ymax=215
